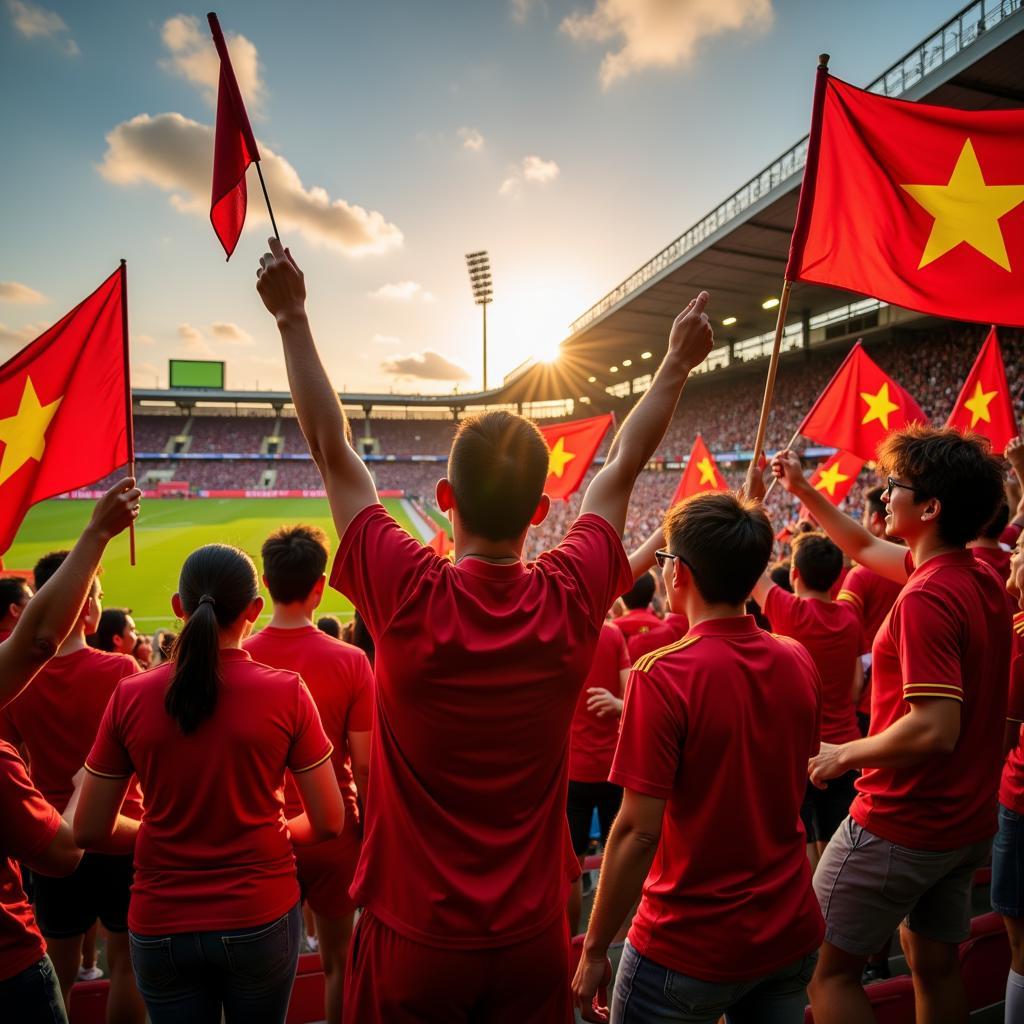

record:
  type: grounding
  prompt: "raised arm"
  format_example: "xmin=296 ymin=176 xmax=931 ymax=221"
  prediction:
xmin=0 ymin=478 xmax=140 ymax=709
xmin=581 ymin=293 xmax=714 ymax=535
xmin=773 ymin=450 xmax=909 ymax=584
xmin=256 ymin=238 xmax=378 ymax=539
xmin=1006 ymin=437 xmax=1024 ymax=529
xmin=627 ymin=527 xmax=665 ymax=580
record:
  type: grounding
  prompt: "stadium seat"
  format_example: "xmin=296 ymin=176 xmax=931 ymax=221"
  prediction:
xmin=803 ymin=975 xmax=915 ymax=1024
xmin=960 ymin=911 xmax=1009 ymax=1013
xmin=286 ymin=970 xmax=327 ymax=1024
xmin=582 ymin=852 xmax=603 ymax=872
xmin=68 ymin=979 xmax=109 ymax=1024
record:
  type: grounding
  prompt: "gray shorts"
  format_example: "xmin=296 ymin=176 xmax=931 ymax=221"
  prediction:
xmin=812 ymin=816 xmax=991 ymax=956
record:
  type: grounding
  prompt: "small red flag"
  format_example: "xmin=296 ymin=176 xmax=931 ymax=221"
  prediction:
xmin=798 ymin=342 xmax=927 ymax=462
xmin=787 ymin=74 xmax=1024 ymax=326
xmin=946 ymin=327 xmax=1017 ymax=453
xmin=806 ymin=449 xmax=865 ymax=508
xmin=537 ymin=413 xmax=614 ymax=502
xmin=428 ymin=527 xmax=453 ymax=560
xmin=0 ymin=269 xmax=130 ymax=554
xmin=672 ymin=434 xmax=728 ymax=506
xmin=208 ymin=12 xmax=260 ymax=260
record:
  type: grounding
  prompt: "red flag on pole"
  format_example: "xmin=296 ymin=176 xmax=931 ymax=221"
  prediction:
xmin=945 ymin=327 xmax=1017 ymax=452
xmin=806 ymin=449 xmax=865 ymax=508
xmin=537 ymin=413 xmax=614 ymax=502
xmin=208 ymin=12 xmax=261 ymax=260
xmin=0 ymin=269 xmax=130 ymax=554
xmin=671 ymin=435 xmax=728 ymax=506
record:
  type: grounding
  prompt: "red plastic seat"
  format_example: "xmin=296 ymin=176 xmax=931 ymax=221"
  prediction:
xmin=68 ymin=979 xmax=109 ymax=1024
xmin=960 ymin=911 xmax=1009 ymax=1012
xmin=285 ymin=969 xmax=326 ymax=1024
xmin=582 ymin=853 xmax=603 ymax=872
xmin=804 ymin=975 xmax=915 ymax=1024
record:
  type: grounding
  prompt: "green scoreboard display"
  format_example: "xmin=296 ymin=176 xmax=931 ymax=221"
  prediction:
xmin=169 ymin=360 xmax=225 ymax=390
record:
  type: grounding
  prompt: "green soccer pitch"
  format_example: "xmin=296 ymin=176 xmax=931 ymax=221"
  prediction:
xmin=4 ymin=498 xmax=420 ymax=634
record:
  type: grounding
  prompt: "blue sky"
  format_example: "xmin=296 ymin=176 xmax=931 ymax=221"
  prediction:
xmin=0 ymin=0 xmax=965 ymax=394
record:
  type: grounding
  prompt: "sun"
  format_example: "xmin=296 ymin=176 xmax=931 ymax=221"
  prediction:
xmin=532 ymin=337 xmax=563 ymax=363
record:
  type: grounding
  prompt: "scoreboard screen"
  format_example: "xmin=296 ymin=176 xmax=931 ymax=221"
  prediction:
xmin=169 ymin=360 xmax=225 ymax=389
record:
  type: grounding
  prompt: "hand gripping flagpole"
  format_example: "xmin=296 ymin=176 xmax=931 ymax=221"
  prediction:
xmin=119 ymin=260 xmax=136 ymax=566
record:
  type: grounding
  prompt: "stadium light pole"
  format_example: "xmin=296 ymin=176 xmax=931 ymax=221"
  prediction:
xmin=465 ymin=251 xmax=492 ymax=391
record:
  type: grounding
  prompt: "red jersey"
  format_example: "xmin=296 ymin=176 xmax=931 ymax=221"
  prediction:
xmin=837 ymin=565 xmax=904 ymax=654
xmin=85 ymin=649 xmax=332 ymax=934
xmin=852 ymin=551 xmax=1010 ymax=849
xmin=663 ymin=613 xmax=689 ymax=640
xmin=0 ymin=647 xmax=141 ymax=815
xmin=568 ymin=623 xmax=630 ymax=784
xmin=764 ymin=586 xmax=861 ymax=744
xmin=331 ymin=506 xmax=631 ymax=948
xmin=973 ymin=544 xmax=1011 ymax=583
xmin=1000 ymin=612 xmax=1024 ymax=816
xmin=0 ymin=741 xmax=60 ymax=981
xmin=615 ymin=609 xmax=673 ymax=662
xmin=611 ymin=616 xmax=824 ymax=982
xmin=245 ymin=625 xmax=373 ymax=824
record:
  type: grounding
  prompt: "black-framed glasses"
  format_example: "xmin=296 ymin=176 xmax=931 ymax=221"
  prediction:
xmin=655 ymin=549 xmax=690 ymax=570
xmin=884 ymin=476 xmax=917 ymax=499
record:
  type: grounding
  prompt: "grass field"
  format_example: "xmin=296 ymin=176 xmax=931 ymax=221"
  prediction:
xmin=5 ymin=498 xmax=419 ymax=633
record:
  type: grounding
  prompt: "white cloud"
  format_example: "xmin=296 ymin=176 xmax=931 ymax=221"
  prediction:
xmin=372 ymin=334 xmax=401 ymax=345
xmin=499 ymin=154 xmax=560 ymax=197
xmin=0 ymin=322 xmax=42 ymax=345
xmin=176 ymin=322 xmax=213 ymax=357
xmin=370 ymin=280 xmax=434 ymax=302
xmin=160 ymin=14 xmax=264 ymax=110
xmin=99 ymin=112 xmax=404 ymax=257
xmin=211 ymin=321 xmax=253 ymax=345
xmin=458 ymin=126 xmax=485 ymax=152
xmin=561 ymin=0 xmax=773 ymax=88
xmin=7 ymin=0 xmax=78 ymax=54
xmin=382 ymin=350 xmax=471 ymax=382
xmin=511 ymin=0 xmax=545 ymax=23
xmin=0 ymin=281 xmax=45 ymax=304
xmin=134 ymin=333 xmax=157 ymax=347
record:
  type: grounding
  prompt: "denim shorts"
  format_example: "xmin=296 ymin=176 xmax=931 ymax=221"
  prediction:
xmin=992 ymin=802 xmax=1024 ymax=918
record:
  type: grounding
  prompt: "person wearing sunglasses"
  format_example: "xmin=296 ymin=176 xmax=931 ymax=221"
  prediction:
xmin=772 ymin=425 xmax=1010 ymax=1024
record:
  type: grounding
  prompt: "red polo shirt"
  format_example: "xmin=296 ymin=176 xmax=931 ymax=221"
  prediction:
xmin=614 ymin=609 xmax=671 ymax=663
xmin=973 ymin=544 xmax=1011 ymax=583
xmin=1000 ymin=612 xmax=1024 ymax=816
xmin=331 ymin=505 xmax=631 ymax=948
xmin=611 ymin=616 xmax=824 ymax=982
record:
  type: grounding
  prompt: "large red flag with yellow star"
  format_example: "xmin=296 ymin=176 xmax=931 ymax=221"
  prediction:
xmin=537 ymin=413 xmax=614 ymax=502
xmin=787 ymin=74 xmax=1024 ymax=326
xmin=672 ymin=434 xmax=728 ymax=506
xmin=946 ymin=327 xmax=1017 ymax=452
xmin=0 ymin=267 xmax=130 ymax=554
xmin=798 ymin=342 xmax=927 ymax=462
xmin=806 ymin=449 xmax=865 ymax=508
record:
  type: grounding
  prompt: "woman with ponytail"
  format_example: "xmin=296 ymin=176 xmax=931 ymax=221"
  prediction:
xmin=72 ymin=545 xmax=344 ymax=1023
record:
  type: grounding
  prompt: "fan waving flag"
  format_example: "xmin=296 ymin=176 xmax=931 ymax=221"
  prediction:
xmin=672 ymin=435 xmax=727 ymax=506
xmin=208 ymin=12 xmax=261 ymax=259
xmin=807 ymin=450 xmax=865 ymax=508
xmin=786 ymin=74 xmax=1024 ymax=326
xmin=946 ymin=327 xmax=1017 ymax=452
xmin=0 ymin=268 xmax=130 ymax=554
xmin=798 ymin=342 xmax=926 ymax=462
xmin=538 ymin=413 xmax=613 ymax=501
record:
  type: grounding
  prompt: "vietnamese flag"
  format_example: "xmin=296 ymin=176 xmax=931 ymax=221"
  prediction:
xmin=537 ymin=413 xmax=614 ymax=501
xmin=946 ymin=327 xmax=1017 ymax=452
xmin=0 ymin=268 xmax=130 ymax=554
xmin=787 ymin=74 xmax=1024 ymax=326
xmin=672 ymin=434 xmax=727 ymax=506
xmin=208 ymin=13 xmax=261 ymax=259
xmin=798 ymin=342 xmax=927 ymax=462
xmin=807 ymin=450 xmax=865 ymax=508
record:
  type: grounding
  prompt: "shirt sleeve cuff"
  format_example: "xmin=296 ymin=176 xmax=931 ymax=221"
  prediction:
xmin=608 ymin=768 xmax=674 ymax=800
xmin=292 ymin=745 xmax=334 ymax=774
xmin=903 ymin=682 xmax=963 ymax=703
xmin=84 ymin=761 xmax=132 ymax=779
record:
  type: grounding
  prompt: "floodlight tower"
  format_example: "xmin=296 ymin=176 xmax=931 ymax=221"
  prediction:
xmin=465 ymin=250 xmax=492 ymax=391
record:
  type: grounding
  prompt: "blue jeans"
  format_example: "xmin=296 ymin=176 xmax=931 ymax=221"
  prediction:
xmin=129 ymin=902 xmax=301 ymax=1024
xmin=0 ymin=955 xmax=68 ymax=1023
xmin=993 ymin=802 xmax=1024 ymax=918
xmin=611 ymin=941 xmax=817 ymax=1024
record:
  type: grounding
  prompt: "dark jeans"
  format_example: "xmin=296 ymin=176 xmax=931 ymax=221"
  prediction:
xmin=612 ymin=941 xmax=817 ymax=1023
xmin=0 ymin=955 xmax=68 ymax=1024
xmin=129 ymin=902 xmax=301 ymax=1024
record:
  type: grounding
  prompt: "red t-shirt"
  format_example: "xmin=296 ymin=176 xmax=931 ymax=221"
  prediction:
xmin=852 ymin=551 xmax=1011 ymax=849
xmin=611 ymin=616 xmax=824 ymax=982
xmin=245 ymin=625 xmax=373 ymax=824
xmin=614 ymin=609 xmax=672 ymax=663
xmin=0 ymin=741 xmax=60 ymax=981
xmin=85 ymin=650 xmax=332 ymax=934
xmin=764 ymin=586 xmax=861 ymax=744
xmin=663 ymin=613 xmax=689 ymax=640
xmin=331 ymin=505 xmax=631 ymax=948
xmin=568 ymin=623 xmax=630 ymax=784
xmin=1000 ymin=612 xmax=1024 ymax=815
xmin=0 ymin=647 xmax=141 ymax=816
xmin=973 ymin=544 xmax=1012 ymax=583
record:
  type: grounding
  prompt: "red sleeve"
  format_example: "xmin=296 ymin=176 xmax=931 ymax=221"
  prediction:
xmin=836 ymin=565 xmax=868 ymax=619
xmin=0 ymin=706 xmax=21 ymax=745
xmin=615 ymin=628 xmax=630 ymax=671
xmin=1008 ymin=654 xmax=1024 ymax=723
xmin=85 ymin=687 xmax=134 ymax=779
xmin=893 ymin=590 xmax=964 ymax=703
xmin=330 ymin=504 xmax=439 ymax=638
xmin=537 ymin=514 xmax=631 ymax=628
xmin=763 ymin=585 xmax=807 ymax=637
xmin=289 ymin=680 xmax=334 ymax=774
xmin=0 ymin=743 xmax=60 ymax=861
xmin=347 ymin=655 xmax=374 ymax=734
xmin=608 ymin=667 xmax=684 ymax=799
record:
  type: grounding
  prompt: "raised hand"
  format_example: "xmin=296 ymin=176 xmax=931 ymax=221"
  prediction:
xmin=1006 ymin=436 xmax=1024 ymax=479
xmin=771 ymin=449 xmax=807 ymax=495
xmin=87 ymin=478 xmax=141 ymax=541
xmin=667 ymin=292 xmax=714 ymax=372
xmin=256 ymin=237 xmax=307 ymax=322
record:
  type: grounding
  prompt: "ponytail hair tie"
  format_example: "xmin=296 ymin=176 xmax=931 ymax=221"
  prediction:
xmin=198 ymin=594 xmax=216 ymax=608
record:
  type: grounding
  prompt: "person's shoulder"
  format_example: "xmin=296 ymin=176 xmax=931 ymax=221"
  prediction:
xmin=633 ymin=633 xmax=704 ymax=676
xmin=766 ymin=629 xmax=816 ymax=666
xmin=83 ymin=646 xmax=139 ymax=677
xmin=0 ymin=738 xmax=26 ymax=774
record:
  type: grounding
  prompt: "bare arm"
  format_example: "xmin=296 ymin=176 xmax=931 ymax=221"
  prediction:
xmin=0 ymin=479 xmax=141 ymax=710
xmin=72 ymin=772 xmax=140 ymax=855
xmin=288 ymin=760 xmax=345 ymax=845
xmin=581 ymin=294 xmax=714 ymax=536
xmin=347 ymin=730 xmax=371 ymax=806
xmin=23 ymin=819 xmax=82 ymax=878
xmin=1006 ymin=437 xmax=1024 ymax=528
xmin=256 ymin=239 xmax=378 ymax=539
xmin=628 ymin=528 xmax=664 ymax=580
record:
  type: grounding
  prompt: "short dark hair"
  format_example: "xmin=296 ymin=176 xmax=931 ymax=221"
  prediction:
xmin=664 ymin=492 xmax=773 ymax=605
xmin=791 ymin=531 xmax=843 ymax=593
xmin=621 ymin=572 xmax=656 ymax=610
xmin=878 ymin=426 xmax=1004 ymax=547
xmin=317 ymin=615 xmax=341 ymax=639
xmin=261 ymin=525 xmax=329 ymax=604
xmin=33 ymin=550 xmax=70 ymax=591
xmin=864 ymin=485 xmax=886 ymax=521
xmin=88 ymin=608 xmax=132 ymax=652
xmin=448 ymin=411 xmax=550 ymax=542
xmin=981 ymin=499 xmax=1010 ymax=541
xmin=768 ymin=560 xmax=793 ymax=592
xmin=0 ymin=577 xmax=31 ymax=620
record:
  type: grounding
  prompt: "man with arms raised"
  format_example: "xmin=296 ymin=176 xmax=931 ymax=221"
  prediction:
xmin=256 ymin=237 xmax=712 ymax=1023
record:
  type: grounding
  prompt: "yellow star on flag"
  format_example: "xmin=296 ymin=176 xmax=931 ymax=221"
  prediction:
xmin=547 ymin=436 xmax=576 ymax=478
xmin=696 ymin=457 xmax=717 ymax=486
xmin=860 ymin=382 xmax=900 ymax=429
xmin=0 ymin=376 xmax=63 ymax=487
xmin=963 ymin=380 xmax=998 ymax=427
xmin=901 ymin=139 xmax=1024 ymax=272
xmin=815 ymin=462 xmax=850 ymax=497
